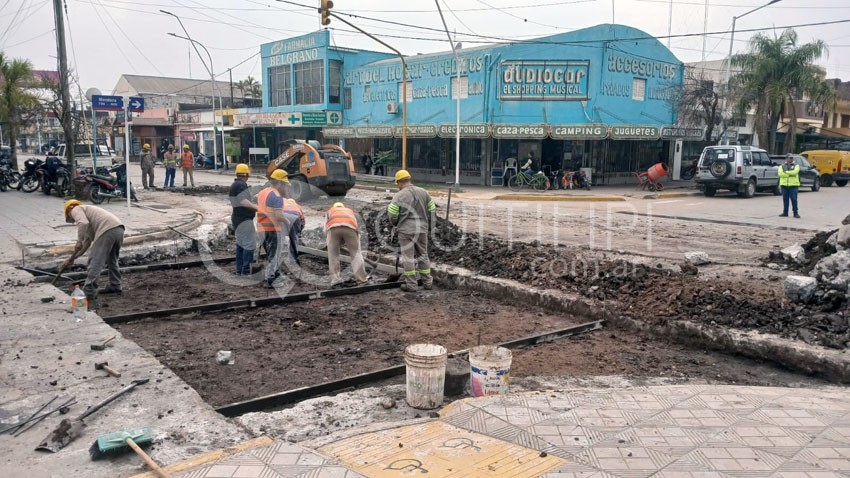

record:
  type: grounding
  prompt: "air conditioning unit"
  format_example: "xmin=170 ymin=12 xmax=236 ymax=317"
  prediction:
xmin=386 ymin=101 xmax=399 ymax=114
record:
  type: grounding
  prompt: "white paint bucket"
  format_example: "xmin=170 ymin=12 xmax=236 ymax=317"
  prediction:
xmin=469 ymin=345 xmax=512 ymax=397
xmin=404 ymin=343 xmax=447 ymax=409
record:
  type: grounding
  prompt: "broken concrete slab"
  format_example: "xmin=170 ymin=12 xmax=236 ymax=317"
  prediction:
xmin=843 ymin=213 xmax=850 ymax=225
xmin=810 ymin=250 xmax=850 ymax=283
xmin=781 ymin=244 xmax=806 ymax=264
xmin=784 ymin=275 xmax=818 ymax=303
xmin=836 ymin=224 xmax=850 ymax=249
xmin=684 ymin=251 xmax=710 ymax=266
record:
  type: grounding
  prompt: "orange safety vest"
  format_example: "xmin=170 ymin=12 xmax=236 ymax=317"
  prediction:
xmin=282 ymin=198 xmax=304 ymax=221
xmin=181 ymin=151 xmax=194 ymax=169
xmin=256 ymin=187 xmax=281 ymax=232
xmin=325 ymin=206 xmax=358 ymax=231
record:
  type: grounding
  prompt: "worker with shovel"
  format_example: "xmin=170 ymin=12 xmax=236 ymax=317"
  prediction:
xmin=62 ymin=200 xmax=125 ymax=302
xmin=256 ymin=170 xmax=291 ymax=289
xmin=387 ymin=170 xmax=437 ymax=292
xmin=325 ymin=202 xmax=369 ymax=288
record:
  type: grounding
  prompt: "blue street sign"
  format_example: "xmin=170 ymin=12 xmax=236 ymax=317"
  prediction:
xmin=91 ymin=95 xmax=124 ymax=112
xmin=128 ymin=96 xmax=145 ymax=113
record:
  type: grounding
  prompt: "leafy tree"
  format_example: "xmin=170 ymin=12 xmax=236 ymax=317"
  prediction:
xmin=0 ymin=52 xmax=39 ymax=169
xmin=733 ymin=29 xmax=836 ymax=153
xmin=670 ymin=67 xmax=724 ymax=142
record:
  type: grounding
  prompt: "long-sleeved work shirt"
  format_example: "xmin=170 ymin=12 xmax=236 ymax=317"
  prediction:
xmin=70 ymin=205 xmax=123 ymax=255
xmin=387 ymin=185 xmax=437 ymax=235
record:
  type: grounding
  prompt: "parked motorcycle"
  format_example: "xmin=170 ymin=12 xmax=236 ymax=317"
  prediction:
xmin=680 ymin=158 xmax=697 ymax=180
xmin=20 ymin=158 xmax=45 ymax=192
xmin=81 ymin=163 xmax=137 ymax=204
xmin=37 ymin=156 xmax=72 ymax=197
xmin=562 ymin=169 xmax=591 ymax=190
xmin=0 ymin=157 xmax=23 ymax=192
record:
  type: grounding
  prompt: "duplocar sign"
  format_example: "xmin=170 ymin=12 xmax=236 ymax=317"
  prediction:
xmin=499 ymin=60 xmax=589 ymax=100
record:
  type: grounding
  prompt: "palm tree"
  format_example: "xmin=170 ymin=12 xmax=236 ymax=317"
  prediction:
xmin=242 ymin=76 xmax=260 ymax=98
xmin=0 ymin=52 xmax=39 ymax=169
xmin=733 ymin=29 xmax=836 ymax=153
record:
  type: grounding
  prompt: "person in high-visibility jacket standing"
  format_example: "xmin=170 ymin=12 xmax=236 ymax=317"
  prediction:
xmin=325 ymin=202 xmax=369 ymax=287
xmin=778 ymin=153 xmax=801 ymax=219
xmin=256 ymin=170 xmax=291 ymax=288
xmin=387 ymin=170 xmax=437 ymax=292
xmin=181 ymin=144 xmax=195 ymax=188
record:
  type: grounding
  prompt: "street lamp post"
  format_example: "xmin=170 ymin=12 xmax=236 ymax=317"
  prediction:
xmin=721 ymin=0 xmax=782 ymax=145
xmin=435 ymin=0 xmax=462 ymax=192
xmin=161 ymin=10 xmax=223 ymax=171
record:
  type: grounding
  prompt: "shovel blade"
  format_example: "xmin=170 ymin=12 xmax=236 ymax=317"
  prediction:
xmin=35 ymin=418 xmax=85 ymax=453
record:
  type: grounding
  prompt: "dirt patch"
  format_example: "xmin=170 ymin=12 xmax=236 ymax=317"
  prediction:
xmin=114 ymin=288 xmax=580 ymax=406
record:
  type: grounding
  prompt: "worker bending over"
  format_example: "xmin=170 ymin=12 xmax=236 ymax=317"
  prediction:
xmin=325 ymin=202 xmax=369 ymax=287
xmin=387 ymin=170 xmax=437 ymax=292
xmin=63 ymin=201 xmax=125 ymax=301
xmin=256 ymin=170 xmax=291 ymax=288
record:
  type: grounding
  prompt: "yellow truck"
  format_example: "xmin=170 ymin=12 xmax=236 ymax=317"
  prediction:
xmin=800 ymin=150 xmax=850 ymax=187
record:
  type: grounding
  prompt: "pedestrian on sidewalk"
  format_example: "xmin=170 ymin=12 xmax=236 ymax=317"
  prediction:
xmin=361 ymin=154 xmax=372 ymax=175
xmin=325 ymin=202 xmax=369 ymax=287
xmin=387 ymin=170 xmax=437 ymax=292
xmin=181 ymin=144 xmax=195 ymax=187
xmin=62 ymin=200 xmax=125 ymax=302
xmin=779 ymin=153 xmax=801 ymax=219
xmin=163 ymin=144 xmax=177 ymax=188
xmin=256 ymin=170 xmax=291 ymax=288
xmin=230 ymin=164 xmax=258 ymax=275
xmin=140 ymin=144 xmax=155 ymax=190
xmin=282 ymin=197 xmax=304 ymax=264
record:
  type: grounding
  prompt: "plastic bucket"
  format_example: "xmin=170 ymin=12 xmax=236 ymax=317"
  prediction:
xmin=404 ymin=344 xmax=447 ymax=409
xmin=469 ymin=345 xmax=512 ymax=397
xmin=646 ymin=162 xmax=670 ymax=182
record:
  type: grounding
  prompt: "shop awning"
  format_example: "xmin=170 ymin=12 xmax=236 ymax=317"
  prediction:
xmin=186 ymin=126 xmax=242 ymax=133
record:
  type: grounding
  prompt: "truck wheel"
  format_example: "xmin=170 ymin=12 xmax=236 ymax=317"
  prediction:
xmin=836 ymin=180 xmax=848 ymax=187
xmin=812 ymin=179 xmax=820 ymax=192
xmin=821 ymin=174 xmax=833 ymax=187
xmin=703 ymin=186 xmax=716 ymax=197
xmin=709 ymin=160 xmax=731 ymax=178
xmin=289 ymin=176 xmax=312 ymax=202
xmin=737 ymin=179 xmax=756 ymax=198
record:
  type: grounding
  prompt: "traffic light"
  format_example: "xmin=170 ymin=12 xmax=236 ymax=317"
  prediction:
xmin=321 ymin=0 xmax=333 ymax=26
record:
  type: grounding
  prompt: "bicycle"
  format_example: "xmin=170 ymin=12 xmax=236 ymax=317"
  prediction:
xmin=507 ymin=170 xmax=549 ymax=191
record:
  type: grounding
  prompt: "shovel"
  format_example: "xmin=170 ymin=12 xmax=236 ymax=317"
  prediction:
xmin=363 ymin=256 xmax=401 ymax=283
xmin=36 ymin=379 xmax=149 ymax=453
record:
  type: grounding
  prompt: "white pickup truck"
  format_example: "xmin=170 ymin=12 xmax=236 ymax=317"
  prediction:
xmin=54 ymin=143 xmax=117 ymax=171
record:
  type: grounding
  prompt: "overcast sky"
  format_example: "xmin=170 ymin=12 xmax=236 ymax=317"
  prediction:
xmin=2 ymin=0 xmax=849 ymax=94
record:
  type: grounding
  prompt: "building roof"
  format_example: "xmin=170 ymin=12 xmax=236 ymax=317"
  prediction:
xmin=114 ymin=74 xmax=254 ymax=98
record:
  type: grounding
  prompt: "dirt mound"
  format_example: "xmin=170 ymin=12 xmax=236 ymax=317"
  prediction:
xmin=766 ymin=229 xmax=837 ymax=273
xmin=362 ymin=209 xmax=849 ymax=349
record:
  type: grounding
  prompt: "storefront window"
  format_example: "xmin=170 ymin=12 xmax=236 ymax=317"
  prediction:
xmin=295 ymin=60 xmax=324 ymax=105
xmin=269 ymin=65 xmax=291 ymax=107
xmin=329 ymin=61 xmax=342 ymax=104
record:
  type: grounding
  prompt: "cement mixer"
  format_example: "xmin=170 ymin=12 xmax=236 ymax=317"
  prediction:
xmin=635 ymin=162 xmax=669 ymax=192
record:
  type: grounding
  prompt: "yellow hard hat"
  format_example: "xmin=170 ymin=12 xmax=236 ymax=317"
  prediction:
xmin=183 ymin=145 xmax=190 ymax=150
xmin=235 ymin=163 xmax=250 ymax=175
xmin=64 ymin=199 xmax=82 ymax=220
xmin=394 ymin=169 xmax=411 ymax=183
xmin=143 ymin=144 xmax=151 ymax=151
xmin=168 ymin=144 xmax=174 ymax=150
xmin=333 ymin=202 xmax=345 ymax=208
xmin=269 ymin=169 xmax=289 ymax=182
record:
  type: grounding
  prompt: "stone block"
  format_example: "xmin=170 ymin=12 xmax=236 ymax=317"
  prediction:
xmin=784 ymin=275 xmax=817 ymax=303
xmin=684 ymin=251 xmax=710 ymax=266
xmin=781 ymin=244 xmax=806 ymax=264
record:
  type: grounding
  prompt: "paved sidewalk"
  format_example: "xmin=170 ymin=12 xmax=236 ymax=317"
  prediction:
xmin=137 ymin=384 xmax=850 ymax=478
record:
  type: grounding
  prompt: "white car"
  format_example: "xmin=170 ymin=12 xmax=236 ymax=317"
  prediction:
xmin=54 ymin=143 xmax=116 ymax=171
xmin=695 ymin=145 xmax=779 ymax=198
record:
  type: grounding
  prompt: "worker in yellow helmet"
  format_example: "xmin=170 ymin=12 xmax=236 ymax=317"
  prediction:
xmin=325 ymin=201 xmax=369 ymax=287
xmin=140 ymin=143 xmax=155 ymax=190
xmin=387 ymin=170 xmax=437 ymax=292
xmin=230 ymin=164 xmax=258 ymax=275
xmin=256 ymin=169 xmax=292 ymax=288
xmin=163 ymin=144 xmax=177 ymax=188
xmin=62 ymin=200 xmax=126 ymax=304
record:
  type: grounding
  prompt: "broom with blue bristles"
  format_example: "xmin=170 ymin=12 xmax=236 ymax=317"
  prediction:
xmin=89 ymin=427 xmax=170 ymax=478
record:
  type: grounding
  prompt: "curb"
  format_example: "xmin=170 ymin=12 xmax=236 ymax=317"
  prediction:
xmin=43 ymin=211 xmax=204 ymax=256
xmin=643 ymin=191 xmax=701 ymax=199
xmin=493 ymin=194 xmax=626 ymax=202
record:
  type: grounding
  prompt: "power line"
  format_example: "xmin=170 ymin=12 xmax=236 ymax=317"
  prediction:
xmin=635 ymin=0 xmax=850 ymax=8
xmin=3 ymin=28 xmax=54 ymax=48
xmin=94 ymin=0 xmax=164 ymax=75
xmin=0 ymin=0 xmax=30 ymax=46
xmin=87 ymin=0 xmax=137 ymax=73
xmin=473 ymin=0 xmax=563 ymax=30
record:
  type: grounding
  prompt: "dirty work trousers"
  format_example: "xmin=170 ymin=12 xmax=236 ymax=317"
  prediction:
xmin=182 ymin=168 xmax=194 ymax=187
xmin=164 ymin=167 xmax=176 ymax=188
xmin=141 ymin=166 xmax=154 ymax=189
xmin=327 ymin=227 xmax=368 ymax=284
xmin=284 ymin=212 xmax=302 ymax=264
xmin=83 ymin=226 xmax=125 ymax=299
xmin=261 ymin=230 xmax=286 ymax=283
xmin=398 ymin=231 xmax=432 ymax=288
xmin=781 ymin=186 xmax=799 ymax=216
xmin=234 ymin=220 xmax=255 ymax=275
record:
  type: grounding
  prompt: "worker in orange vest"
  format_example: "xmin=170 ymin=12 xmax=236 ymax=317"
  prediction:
xmin=282 ymin=197 xmax=304 ymax=264
xmin=181 ymin=144 xmax=195 ymax=187
xmin=256 ymin=169 xmax=291 ymax=288
xmin=325 ymin=202 xmax=369 ymax=287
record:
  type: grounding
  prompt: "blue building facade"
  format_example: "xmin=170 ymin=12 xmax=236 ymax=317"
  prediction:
xmin=247 ymin=26 xmax=694 ymax=185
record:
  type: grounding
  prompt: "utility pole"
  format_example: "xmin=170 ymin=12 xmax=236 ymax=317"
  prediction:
xmin=52 ymin=0 xmax=74 ymax=174
xmin=229 ymin=68 xmax=234 ymax=107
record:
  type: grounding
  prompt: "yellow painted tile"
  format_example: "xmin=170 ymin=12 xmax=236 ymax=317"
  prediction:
xmin=320 ymin=421 xmax=564 ymax=477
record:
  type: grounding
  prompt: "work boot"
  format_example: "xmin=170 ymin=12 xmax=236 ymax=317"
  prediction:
xmin=400 ymin=283 xmax=417 ymax=292
xmin=794 ymin=214 xmax=801 ymax=218
xmin=778 ymin=213 xmax=788 ymax=217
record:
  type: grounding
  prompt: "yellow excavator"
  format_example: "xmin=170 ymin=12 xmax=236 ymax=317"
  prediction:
xmin=266 ymin=139 xmax=356 ymax=201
